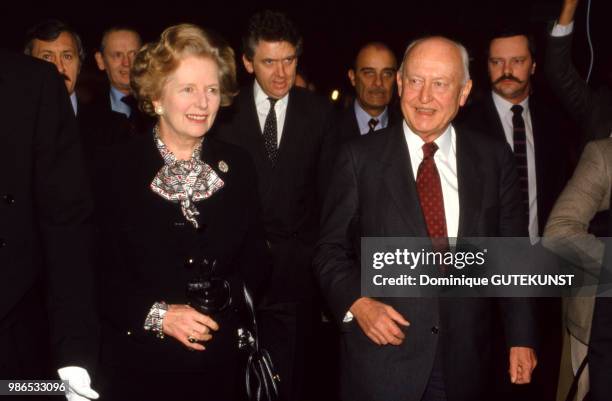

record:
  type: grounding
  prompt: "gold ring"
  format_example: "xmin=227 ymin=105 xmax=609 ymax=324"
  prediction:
xmin=188 ymin=335 xmax=197 ymax=343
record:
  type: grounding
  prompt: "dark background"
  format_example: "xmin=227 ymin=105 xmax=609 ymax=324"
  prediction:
xmin=1 ymin=0 xmax=609 ymax=101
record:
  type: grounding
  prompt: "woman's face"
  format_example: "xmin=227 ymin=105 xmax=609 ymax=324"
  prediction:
xmin=154 ymin=55 xmax=221 ymax=143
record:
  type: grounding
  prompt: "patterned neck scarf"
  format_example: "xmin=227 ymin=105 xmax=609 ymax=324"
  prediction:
xmin=150 ymin=126 xmax=224 ymax=228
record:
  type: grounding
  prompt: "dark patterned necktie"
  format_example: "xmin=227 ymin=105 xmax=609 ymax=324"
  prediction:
xmin=367 ymin=118 xmax=379 ymax=134
xmin=263 ymin=97 xmax=279 ymax=163
xmin=511 ymin=104 xmax=529 ymax=216
xmin=416 ymin=142 xmax=449 ymax=252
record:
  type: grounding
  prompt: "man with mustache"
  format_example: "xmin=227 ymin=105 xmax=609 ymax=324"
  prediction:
xmin=213 ymin=10 xmax=336 ymax=401
xmin=337 ymin=42 xmax=401 ymax=142
xmin=24 ymin=20 xmax=84 ymax=116
xmin=459 ymin=28 xmax=575 ymax=401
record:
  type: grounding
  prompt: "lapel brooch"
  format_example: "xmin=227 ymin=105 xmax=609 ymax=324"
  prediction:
xmin=218 ymin=160 xmax=229 ymax=173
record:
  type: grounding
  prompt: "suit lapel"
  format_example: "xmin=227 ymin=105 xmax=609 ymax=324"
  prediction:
xmin=381 ymin=124 xmax=428 ymax=236
xmin=485 ymin=93 xmax=506 ymax=142
xmin=456 ymin=127 xmax=483 ymax=238
xmin=349 ymin=107 xmax=361 ymax=138
xmin=275 ymin=89 xmax=302 ymax=168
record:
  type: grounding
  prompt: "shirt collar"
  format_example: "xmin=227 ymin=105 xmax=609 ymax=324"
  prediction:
xmin=492 ymin=91 xmax=529 ymax=117
xmin=109 ymin=85 xmax=131 ymax=117
xmin=354 ymin=100 xmax=388 ymax=133
xmin=403 ymin=120 xmax=454 ymax=161
xmin=253 ymin=79 xmax=289 ymax=108
xmin=70 ymin=92 xmax=78 ymax=116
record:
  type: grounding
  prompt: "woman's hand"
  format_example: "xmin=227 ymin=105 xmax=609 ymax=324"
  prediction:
xmin=162 ymin=304 xmax=219 ymax=351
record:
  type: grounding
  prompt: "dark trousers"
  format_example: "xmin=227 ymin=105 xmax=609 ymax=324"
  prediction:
xmin=0 ymin=284 xmax=55 ymax=401
xmin=259 ymin=301 xmax=318 ymax=401
xmin=421 ymin=345 xmax=447 ymax=401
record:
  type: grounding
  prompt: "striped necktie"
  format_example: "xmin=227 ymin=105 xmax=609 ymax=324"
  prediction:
xmin=511 ymin=104 xmax=529 ymax=216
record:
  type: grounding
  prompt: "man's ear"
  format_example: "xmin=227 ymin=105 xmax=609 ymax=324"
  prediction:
xmin=348 ymin=69 xmax=356 ymax=87
xmin=530 ymin=61 xmax=536 ymax=76
xmin=396 ymin=71 xmax=403 ymax=94
xmin=459 ymin=79 xmax=473 ymax=107
xmin=242 ymin=54 xmax=254 ymax=74
xmin=94 ymin=52 xmax=106 ymax=71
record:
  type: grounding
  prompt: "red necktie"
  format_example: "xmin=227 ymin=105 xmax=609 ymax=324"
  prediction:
xmin=416 ymin=142 xmax=449 ymax=252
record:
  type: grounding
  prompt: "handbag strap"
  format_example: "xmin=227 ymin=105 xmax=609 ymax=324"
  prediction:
xmin=565 ymin=355 xmax=588 ymax=401
xmin=242 ymin=284 xmax=280 ymax=401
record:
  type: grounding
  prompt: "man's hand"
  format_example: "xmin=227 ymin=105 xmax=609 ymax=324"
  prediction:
xmin=508 ymin=346 xmax=537 ymax=384
xmin=559 ymin=0 xmax=580 ymax=25
xmin=349 ymin=297 xmax=410 ymax=345
xmin=57 ymin=366 xmax=99 ymax=401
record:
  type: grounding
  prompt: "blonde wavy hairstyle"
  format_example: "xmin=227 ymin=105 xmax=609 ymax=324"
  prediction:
xmin=131 ymin=24 xmax=238 ymax=116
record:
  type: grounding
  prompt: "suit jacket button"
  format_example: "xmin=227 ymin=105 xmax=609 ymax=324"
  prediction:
xmin=0 ymin=239 xmax=6 ymax=248
xmin=2 ymin=194 xmax=15 ymax=205
xmin=431 ymin=326 xmax=439 ymax=334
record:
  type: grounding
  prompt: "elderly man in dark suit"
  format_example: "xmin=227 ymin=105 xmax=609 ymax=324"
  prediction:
xmin=0 ymin=52 xmax=99 ymax=400
xmin=81 ymin=27 xmax=153 ymax=157
xmin=314 ymin=36 xmax=537 ymax=401
xmin=212 ymin=10 xmax=336 ymax=401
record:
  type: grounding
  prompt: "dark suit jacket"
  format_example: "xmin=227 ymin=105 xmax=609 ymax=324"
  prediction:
xmin=545 ymin=32 xmax=612 ymax=141
xmin=79 ymin=89 xmax=154 ymax=158
xmin=213 ymin=85 xmax=337 ymax=302
xmin=336 ymin=102 xmax=402 ymax=143
xmin=458 ymin=92 xmax=574 ymax=235
xmin=92 ymin=133 xmax=270 ymax=384
xmin=0 ymin=52 xmax=98 ymax=373
xmin=314 ymin=123 xmax=537 ymax=401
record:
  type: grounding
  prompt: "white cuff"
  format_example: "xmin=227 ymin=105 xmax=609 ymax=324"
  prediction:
xmin=343 ymin=311 xmax=354 ymax=323
xmin=551 ymin=21 xmax=574 ymax=37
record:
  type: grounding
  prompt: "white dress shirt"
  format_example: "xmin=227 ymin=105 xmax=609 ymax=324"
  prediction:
xmin=403 ymin=121 xmax=459 ymax=240
xmin=492 ymin=92 xmax=539 ymax=241
xmin=343 ymin=123 xmax=459 ymax=323
xmin=253 ymin=80 xmax=289 ymax=146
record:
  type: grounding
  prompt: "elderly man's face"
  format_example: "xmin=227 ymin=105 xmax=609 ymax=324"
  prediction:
xmin=31 ymin=32 xmax=80 ymax=95
xmin=243 ymin=40 xmax=297 ymax=99
xmin=95 ymin=30 xmax=141 ymax=95
xmin=349 ymin=45 xmax=397 ymax=116
xmin=397 ymin=38 xmax=472 ymax=142
xmin=488 ymin=35 xmax=535 ymax=103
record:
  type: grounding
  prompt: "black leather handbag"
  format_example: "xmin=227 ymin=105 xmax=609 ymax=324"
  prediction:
xmin=238 ymin=285 xmax=280 ymax=401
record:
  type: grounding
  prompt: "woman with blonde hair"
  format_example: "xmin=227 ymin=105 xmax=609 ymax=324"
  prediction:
xmin=92 ymin=24 xmax=269 ymax=400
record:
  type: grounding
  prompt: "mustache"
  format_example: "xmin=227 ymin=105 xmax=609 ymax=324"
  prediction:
xmin=493 ymin=74 xmax=522 ymax=85
xmin=368 ymin=87 xmax=387 ymax=95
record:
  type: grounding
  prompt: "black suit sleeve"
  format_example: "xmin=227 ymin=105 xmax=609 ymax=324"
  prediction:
xmin=316 ymin=103 xmax=340 ymax=206
xmin=495 ymin=143 xmax=538 ymax=348
xmin=545 ymin=32 xmax=610 ymax=141
xmin=313 ymin=144 xmax=361 ymax=326
xmin=35 ymin=65 xmax=99 ymax=369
